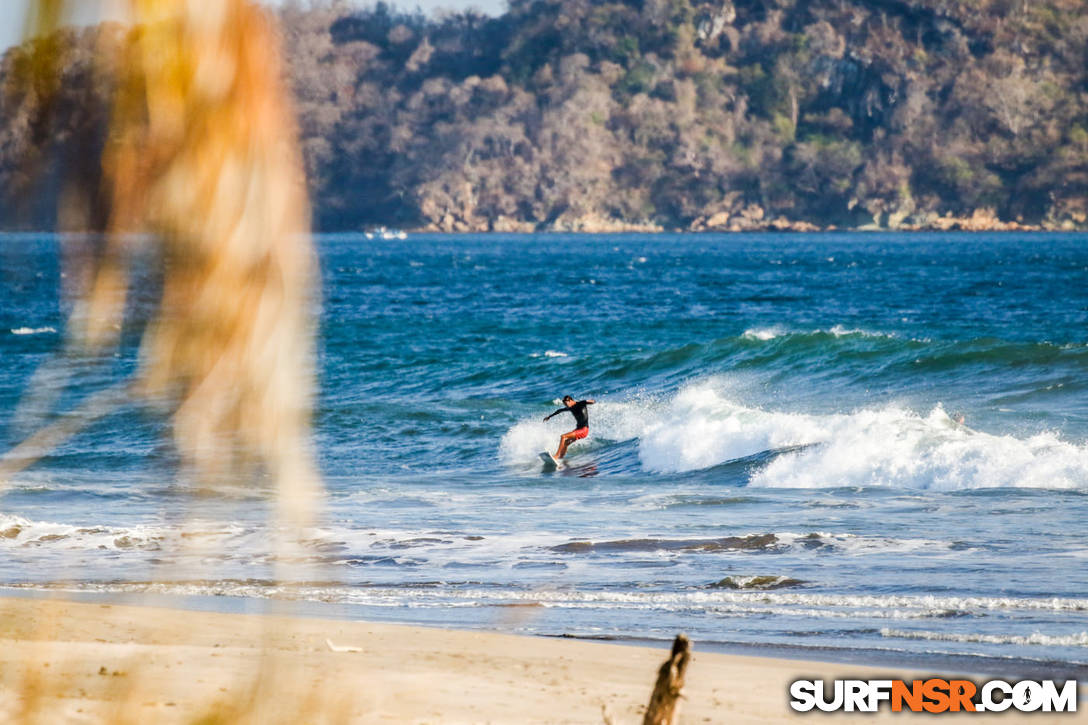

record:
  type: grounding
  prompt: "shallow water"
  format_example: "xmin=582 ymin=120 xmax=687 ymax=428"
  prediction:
xmin=3 ymin=232 xmax=1088 ymax=675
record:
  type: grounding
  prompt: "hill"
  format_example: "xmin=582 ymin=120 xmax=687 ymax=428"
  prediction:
xmin=2 ymin=0 xmax=1087 ymax=232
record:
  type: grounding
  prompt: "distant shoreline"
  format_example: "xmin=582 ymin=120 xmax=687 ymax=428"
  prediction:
xmin=1 ymin=225 xmax=1085 ymax=236
xmin=410 ymin=209 xmax=1072 ymax=234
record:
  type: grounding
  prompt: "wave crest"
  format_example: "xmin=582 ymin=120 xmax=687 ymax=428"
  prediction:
xmin=502 ymin=381 xmax=1088 ymax=489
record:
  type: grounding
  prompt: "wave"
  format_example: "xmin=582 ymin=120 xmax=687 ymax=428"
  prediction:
xmin=501 ymin=381 xmax=1088 ymax=489
xmin=747 ymin=405 xmax=1088 ymax=490
xmin=881 ymin=628 xmax=1088 ymax=648
xmin=0 ymin=509 xmax=973 ymax=573
xmin=742 ymin=326 xmax=787 ymax=341
xmin=742 ymin=325 xmax=900 ymax=341
xmin=11 ymin=580 xmax=1084 ymax=619
xmin=491 ymin=329 xmax=1087 ymax=419
xmin=588 ymin=325 xmax=915 ymax=387
xmin=0 ymin=513 xmax=250 ymax=554
xmin=10 ymin=326 xmax=57 ymax=335
xmin=731 ymin=329 xmax=1088 ymax=379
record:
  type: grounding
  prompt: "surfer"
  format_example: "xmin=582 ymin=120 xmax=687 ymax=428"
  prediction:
xmin=543 ymin=396 xmax=595 ymax=459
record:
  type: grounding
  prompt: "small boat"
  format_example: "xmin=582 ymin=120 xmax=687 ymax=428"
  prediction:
xmin=365 ymin=226 xmax=408 ymax=240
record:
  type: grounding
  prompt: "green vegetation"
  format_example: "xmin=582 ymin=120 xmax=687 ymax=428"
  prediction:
xmin=2 ymin=0 xmax=1088 ymax=231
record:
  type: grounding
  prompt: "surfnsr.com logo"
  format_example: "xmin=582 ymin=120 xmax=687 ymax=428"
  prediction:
xmin=790 ymin=678 xmax=1078 ymax=713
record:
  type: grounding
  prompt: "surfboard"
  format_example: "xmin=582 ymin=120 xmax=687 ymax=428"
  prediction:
xmin=539 ymin=451 xmax=563 ymax=471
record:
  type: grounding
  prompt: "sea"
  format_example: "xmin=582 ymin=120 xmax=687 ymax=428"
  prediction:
xmin=2 ymin=231 xmax=1088 ymax=678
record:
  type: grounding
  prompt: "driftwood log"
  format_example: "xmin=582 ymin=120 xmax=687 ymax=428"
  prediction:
xmin=642 ymin=634 xmax=691 ymax=725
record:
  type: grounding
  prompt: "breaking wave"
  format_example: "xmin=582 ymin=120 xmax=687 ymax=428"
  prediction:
xmin=742 ymin=324 xmax=899 ymax=341
xmin=501 ymin=381 xmax=1088 ymax=489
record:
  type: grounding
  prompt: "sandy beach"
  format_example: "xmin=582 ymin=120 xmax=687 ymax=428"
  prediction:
xmin=0 ymin=595 xmax=1081 ymax=724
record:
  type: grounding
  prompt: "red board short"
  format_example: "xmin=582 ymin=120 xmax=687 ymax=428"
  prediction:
xmin=569 ymin=427 xmax=589 ymax=439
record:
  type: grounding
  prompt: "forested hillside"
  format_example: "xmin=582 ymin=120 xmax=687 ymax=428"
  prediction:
xmin=3 ymin=0 xmax=1087 ymax=231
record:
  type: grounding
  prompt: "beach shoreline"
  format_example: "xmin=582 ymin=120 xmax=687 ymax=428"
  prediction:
xmin=2 ymin=594 xmax=1084 ymax=723
xmin=4 ymin=585 xmax=1085 ymax=684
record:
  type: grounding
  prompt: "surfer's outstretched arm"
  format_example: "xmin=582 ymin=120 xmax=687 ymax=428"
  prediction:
xmin=543 ymin=408 xmax=567 ymax=422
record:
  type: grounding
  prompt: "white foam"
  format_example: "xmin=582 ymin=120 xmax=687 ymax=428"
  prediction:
xmin=23 ymin=580 xmax=1086 ymax=620
xmin=828 ymin=324 xmax=871 ymax=337
xmin=638 ymin=384 xmax=821 ymax=472
xmin=499 ymin=395 xmax=663 ymax=466
xmin=881 ymin=628 xmax=1088 ymax=648
xmin=10 ymin=326 xmax=56 ymax=335
xmin=742 ymin=326 xmax=786 ymax=340
xmin=501 ymin=418 xmax=559 ymax=463
xmin=636 ymin=382 xmax=1088 ymax=489
xmin=741 ymin=325 xmax=895 ymax=341
xmin=0 ymin=513 xmax=249 ymax=553
xmin=751 ymin=406 xmax=1088 ymax=490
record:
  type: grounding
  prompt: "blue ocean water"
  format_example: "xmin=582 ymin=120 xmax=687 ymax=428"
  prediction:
xmin=3 ymin=232 xmax=1088 ymax=675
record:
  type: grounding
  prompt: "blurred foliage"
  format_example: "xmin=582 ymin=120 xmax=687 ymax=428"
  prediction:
xmin=2 ymin=0 xmax=1088 ymax=230
xmin=1 ymin=0 xmax=320 ymax=524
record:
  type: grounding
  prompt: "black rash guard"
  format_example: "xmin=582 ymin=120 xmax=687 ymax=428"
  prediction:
xmin=549 ymin=401 xmax=590 ymax=429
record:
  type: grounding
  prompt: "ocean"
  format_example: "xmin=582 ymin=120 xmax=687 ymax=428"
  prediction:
xmin=2 ymin=231 xmax=1088 ymax=677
